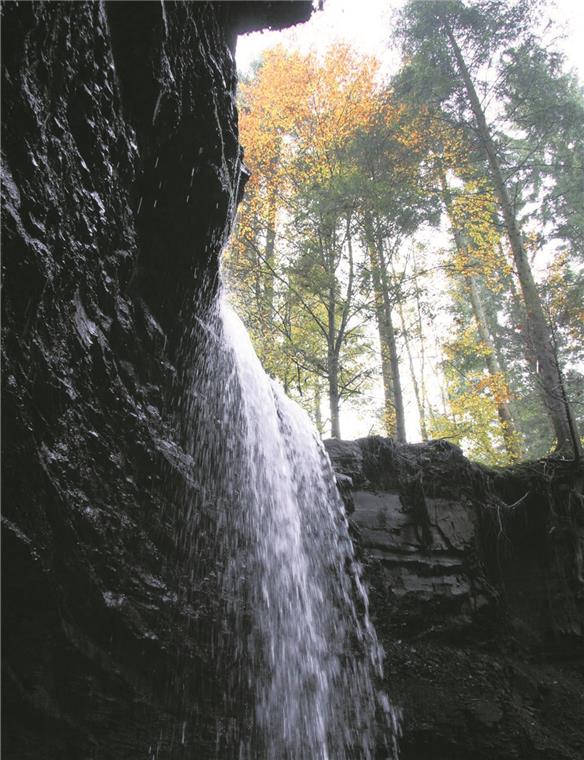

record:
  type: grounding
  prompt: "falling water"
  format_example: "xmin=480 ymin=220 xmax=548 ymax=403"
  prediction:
xmin=173 ymin=286 xmax=399 ymax=759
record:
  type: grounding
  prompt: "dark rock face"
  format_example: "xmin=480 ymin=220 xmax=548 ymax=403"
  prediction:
xmin=1 ymin=2 xmax=311 ymax=758
xmin=326 ymin=437 xmax=584 ymax=760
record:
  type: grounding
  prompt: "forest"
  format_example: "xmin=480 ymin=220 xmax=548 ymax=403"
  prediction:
xmin=226 ymin=0 xmax=584 ymax=465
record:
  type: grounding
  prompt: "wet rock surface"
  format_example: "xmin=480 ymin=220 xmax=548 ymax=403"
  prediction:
xmin=326 ymin=436 xmax=584 ymax=760
xmin=1 ymin=2 xmax=311 ymax=758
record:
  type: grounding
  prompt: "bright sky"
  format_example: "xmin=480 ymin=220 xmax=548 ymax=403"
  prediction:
xmin=236 ymin=0 xmax=584 ymax=79
xmin=236 ymin=0 xmax=396 ymax=76
xmin=234 ymin=0 xmax=584 ymax=440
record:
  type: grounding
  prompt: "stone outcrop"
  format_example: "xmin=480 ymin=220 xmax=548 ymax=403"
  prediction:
xmin=326 ymin=436 xmax=584 ymax=760
xmin=1 ymin=3 xmax=311 ymax=758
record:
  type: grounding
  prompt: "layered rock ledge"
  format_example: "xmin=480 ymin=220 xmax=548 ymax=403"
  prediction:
xmin=326 ymin=436 xmax=584 ymax=760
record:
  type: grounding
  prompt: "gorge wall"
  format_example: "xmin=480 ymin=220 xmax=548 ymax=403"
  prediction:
xmin=2 ymin=2 xmax=583 ymax=759
xmin=326 ymin=437 xmax=584 ymax=760
xmin=1 ymin=3 xmax=312 ymax=758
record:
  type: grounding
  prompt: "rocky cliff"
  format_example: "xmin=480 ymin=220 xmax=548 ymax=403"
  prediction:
xmin=1 ymin=3 xmax=311 ymax=758
xmin=326 ymin=437 xmax=584 ymax=760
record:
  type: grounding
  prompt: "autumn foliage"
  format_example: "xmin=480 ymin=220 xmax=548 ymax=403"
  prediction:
xmin=226 ymin=1 xmax=584 ymax=464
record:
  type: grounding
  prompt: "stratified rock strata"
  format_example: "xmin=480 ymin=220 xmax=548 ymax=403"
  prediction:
xmin=326 ymin=436 xmax=584 ymax=760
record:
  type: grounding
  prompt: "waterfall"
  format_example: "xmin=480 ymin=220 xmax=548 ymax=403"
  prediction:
xmin=174 ymin=288 xmax=399 ymax=759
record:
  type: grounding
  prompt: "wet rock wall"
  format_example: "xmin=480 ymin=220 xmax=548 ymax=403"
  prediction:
xmin=1 ymin=3 xmax=311 ymax=758
xmin=326 ymin=436 xmax=584 ymax=760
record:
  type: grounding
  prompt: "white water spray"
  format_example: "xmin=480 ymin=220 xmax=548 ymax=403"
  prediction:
xmin=176 ymin=291 xmax=400 ymax=758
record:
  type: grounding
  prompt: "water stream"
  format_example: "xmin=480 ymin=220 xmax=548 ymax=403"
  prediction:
xmin=174 ymin=288 xmax=399 ymax=759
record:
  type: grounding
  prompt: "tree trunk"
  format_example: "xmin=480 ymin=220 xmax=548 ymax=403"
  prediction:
xmin=328 ymin=352 xmax=341 ymax=439
xmin=365 ymin=221 xmax=406 ymax=441
xmin=327 ymin=247 xmax=341 ymax=439
xmin=439 ymin=169 xmax=521 ymax=460
xmin=367 ymin=241 xmax=398 ymax=436
xmin=383 ymin=294 xmax=407 ymax=443
xmin=377 ymin=240 xmax=407 ymax=442
xmin=412 ymin=252 xmax=430 ymax=436
xmin=396 ymin=286 xmax=428 ymax=441
xmin=445 ymin=24 xmax=582 ymax=457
